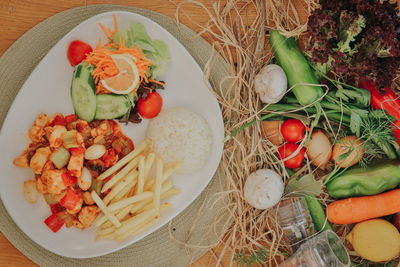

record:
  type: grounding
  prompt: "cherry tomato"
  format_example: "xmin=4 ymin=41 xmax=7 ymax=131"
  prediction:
xmin=137 ymin=92 xmax=163 ymax=119
xmin=281 ymin=119 xmax=305 ymax=143
xmin=278 ymin=143 xmax=306 ymax=169
xmin=67 ymin=40 xmax=92 ymax=66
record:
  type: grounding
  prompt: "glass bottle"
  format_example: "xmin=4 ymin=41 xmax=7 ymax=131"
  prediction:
xmin=278 ymin=230 xmax=350 ymax=267
xmin=276 ymin=198 xmax=315 ymax=250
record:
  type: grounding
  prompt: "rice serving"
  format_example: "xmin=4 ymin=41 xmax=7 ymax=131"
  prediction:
xmin=146 ymin=107 xmax=213 ymax=174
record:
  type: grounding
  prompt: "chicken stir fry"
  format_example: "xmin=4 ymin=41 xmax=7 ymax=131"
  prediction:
xmin=14 ymin=113 xmax=134 ymax=233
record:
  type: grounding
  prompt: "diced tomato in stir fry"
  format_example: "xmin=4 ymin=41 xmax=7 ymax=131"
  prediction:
xmin=50 ymin=115 xmax=67 ymax=127
xmin=61 ymin=172 xmax=77 ymax=187
xmin=69 ymin=146 xmax=86 ymax=156
xmin=50 ymin=203 xmax=64 ymax=214
xmin=65 ymin=114 xmax=78 ymax=124
xmin=59 ymin=187 xmax=81 ymax=210
xmin=44 ymin=213 xmax=64 ymax=233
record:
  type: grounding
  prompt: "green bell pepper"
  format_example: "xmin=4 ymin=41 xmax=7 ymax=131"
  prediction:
xmin=269 ymin=30 xmax=323 ymax=106
xmin=327 ymin=160 xmax=400 ymax=198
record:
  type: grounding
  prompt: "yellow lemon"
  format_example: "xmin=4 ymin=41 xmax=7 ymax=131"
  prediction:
xmin=101 ymin=54 xmax=140 ymax=94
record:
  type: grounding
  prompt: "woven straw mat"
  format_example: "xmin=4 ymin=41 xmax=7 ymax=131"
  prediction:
xmin=0 ymin=4 xmax=230 ymax=267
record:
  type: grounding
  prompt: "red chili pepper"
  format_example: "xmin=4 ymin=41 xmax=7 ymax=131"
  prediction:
xmin=50 ymin=115 xmax=67 ymax=127
xmin=44 ymin=213 xmax=64 ymax=233
xmin=59 ymin=187 xmax=80 ymax=210
xmin=359 ymin=80 xmax=400 ymax=144
xmin=69 ymin=146 xmax=86 ymax=156
xmin=65 ymin=114 xmax=78 ymax=124
xmin=61 ymin=172 xmax=77 ymax=187
xmin=50 ymin=203 xmax=64 ymax=214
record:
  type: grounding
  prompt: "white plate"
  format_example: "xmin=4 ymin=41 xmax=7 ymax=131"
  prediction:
xmin=0 ymin=11 xmax=224 ymax=258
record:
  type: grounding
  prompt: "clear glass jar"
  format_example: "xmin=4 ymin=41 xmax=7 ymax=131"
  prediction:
xmin=278 ymin=230 xmax=350 ymax=267
xmin=276 ymin=198 xmax=315 ymax=250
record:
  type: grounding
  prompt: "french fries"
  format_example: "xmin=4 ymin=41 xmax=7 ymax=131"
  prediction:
xmin=93 ymin=139 xmax=179 ymax=241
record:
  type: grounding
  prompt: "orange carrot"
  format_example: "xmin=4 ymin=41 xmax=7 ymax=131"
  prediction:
xmin=327 ymin=189 xmax=400 ymax=224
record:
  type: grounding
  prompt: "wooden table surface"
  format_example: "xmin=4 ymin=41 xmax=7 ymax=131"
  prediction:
xmin=0 ymin=0 xmax=233 ymax=266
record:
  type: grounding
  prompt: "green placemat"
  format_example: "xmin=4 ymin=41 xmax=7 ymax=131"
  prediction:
xmin=0 ymin=4 xmax=230 ymax=267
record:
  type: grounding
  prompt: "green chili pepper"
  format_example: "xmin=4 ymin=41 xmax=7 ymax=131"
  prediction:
xmin=304 ymin=195 xmax=333 ymax=232
xmin=269 ymin=30 xmax=324 ymax=106
xmin=327 ymin=160 xmax=400 ymax=198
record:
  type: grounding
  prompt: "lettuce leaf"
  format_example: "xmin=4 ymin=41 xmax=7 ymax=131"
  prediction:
xmin=111 ymin=23 xmax=170 ymax=78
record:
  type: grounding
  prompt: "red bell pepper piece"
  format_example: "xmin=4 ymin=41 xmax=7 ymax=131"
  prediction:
xmin=359 ymin=80 xmax=400 ymax=144
xmin=44 ymin=213 xmax=64 ymax=233
xmin=59 ymin=187 xmax=81 ymax=210
xmin=69 ymin=146 xmax=86 ymax=156
xmin=61 ymin=172 xmax=77 ymax=187
xmin=50 ymin=203 xmax=64 ymax=214
xmin=65 ymin=114 xmax=78 ymax=124
xmin=50 ymin=115 xmax=67 ymax=127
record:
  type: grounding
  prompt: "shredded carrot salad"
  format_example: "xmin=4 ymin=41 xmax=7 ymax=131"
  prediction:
xmin=85 ymin=14 xmax=153 ymax=94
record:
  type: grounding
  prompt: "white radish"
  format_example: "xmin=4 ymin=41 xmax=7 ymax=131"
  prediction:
xmin=78 ymin=167 xmax=92 ymax=191
xmin=307 ymin=129 xmax=332 ymax=169
xmin=84 ymin=144 xmax=106 ymax=160
xmin=244 ymin=169 xmax=284 ymax=209
xmin=254 ymin=64 xmax=287 ymax=104
xmin=23 ymin=180 xmax=39 ymax=204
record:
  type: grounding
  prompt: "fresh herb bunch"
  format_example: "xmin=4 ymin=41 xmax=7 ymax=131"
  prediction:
xmin=305 ymin=0 xmax=400 ymax=90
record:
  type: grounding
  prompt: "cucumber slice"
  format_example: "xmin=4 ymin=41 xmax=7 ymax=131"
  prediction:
xmin=95 ymin=94 xmax=131 ymax=120
xmin=70 ymin=63 xmax=96 ymax=122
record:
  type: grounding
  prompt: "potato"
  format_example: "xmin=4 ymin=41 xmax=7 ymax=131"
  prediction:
xmin=261 ymin=121 xmax=284 ymax=145
xmin=346 ymin=219 xmax=400 ymax=262
xmin=23 ymin=180 xmax=39 ymax=204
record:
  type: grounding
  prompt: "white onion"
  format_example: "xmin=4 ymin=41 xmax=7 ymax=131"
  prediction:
xmin=84 ymin=144 xmax=106 ymax=160
xmin=78 ymin=167 xmax=92 ymax=191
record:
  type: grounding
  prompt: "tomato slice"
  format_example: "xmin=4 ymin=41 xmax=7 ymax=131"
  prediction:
xmin=67 ymin=40 xmax=93 ymax=66
xmin=44 ymin=213 xmax=64 ymax=233
xmin=137 ymin=92 xmax=163 ymax=119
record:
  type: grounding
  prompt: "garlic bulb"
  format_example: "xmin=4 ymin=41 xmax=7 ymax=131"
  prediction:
xmin=254 ymin=64 xmax=287 ymax=104
xmin=244 ymin=169 xmax=284 ymax=209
